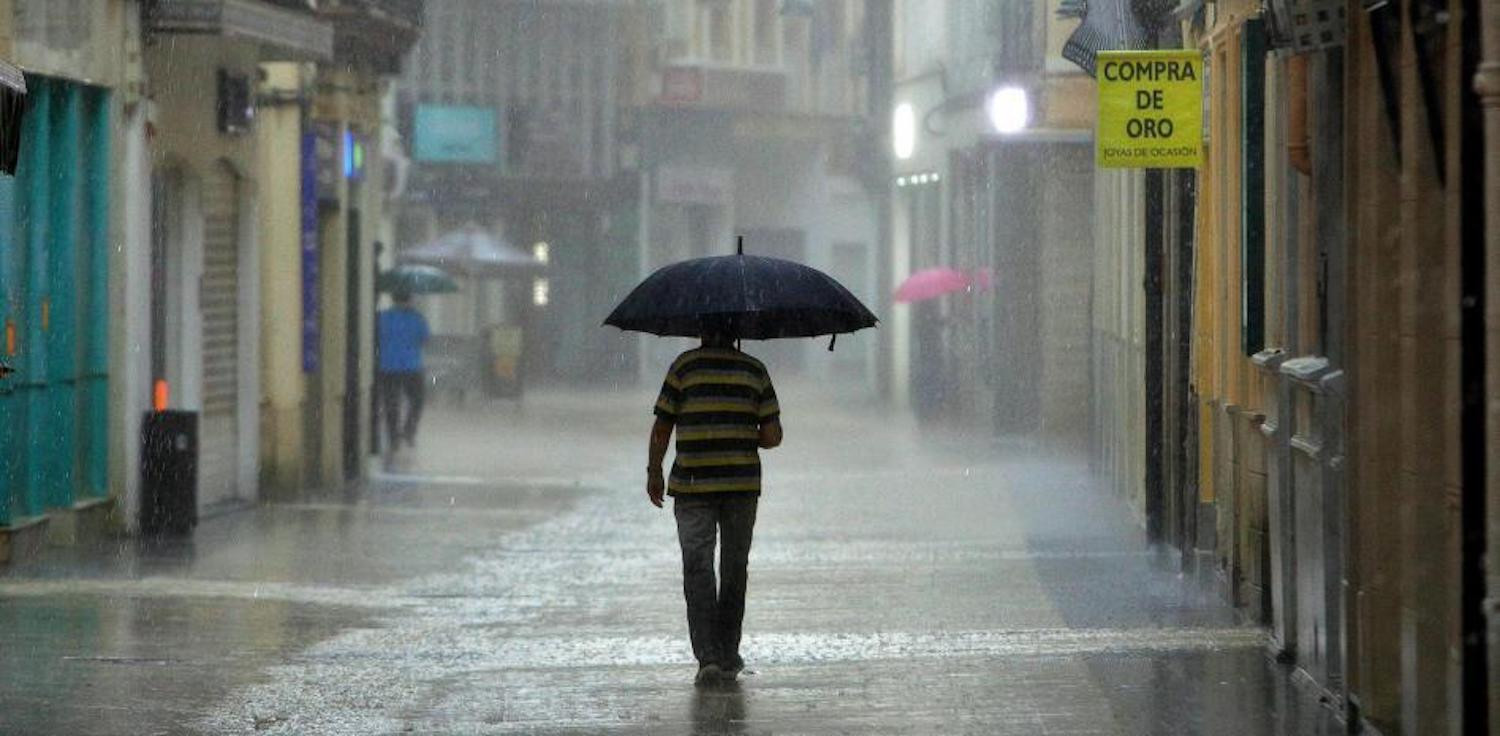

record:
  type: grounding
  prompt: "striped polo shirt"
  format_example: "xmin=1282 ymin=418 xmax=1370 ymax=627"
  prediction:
xmin=654 ymin=347 xmax=780 ymax=495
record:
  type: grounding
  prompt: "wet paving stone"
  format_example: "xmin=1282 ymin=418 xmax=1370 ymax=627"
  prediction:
xmin=0 ymin=388 xmax=1342 ymax=734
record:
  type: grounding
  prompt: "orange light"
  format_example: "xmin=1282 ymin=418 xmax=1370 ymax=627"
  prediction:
xmin=153 ymin=380 xmax=169 ymax=412
xmin=4 ymin=320 xmax=13 ymax=356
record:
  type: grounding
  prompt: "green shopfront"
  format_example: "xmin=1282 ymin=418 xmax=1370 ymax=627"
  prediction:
xmin=0 ymin=75 xmax=112 ymax=531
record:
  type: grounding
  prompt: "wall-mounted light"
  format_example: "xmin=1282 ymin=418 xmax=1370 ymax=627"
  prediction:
xmin=986 ymin=86 xmax=1030 ymax=135
xmin=892 ymin=102 xmax=916 ymax=160
xmin=533 ymin=242 xmax=550 ymax=264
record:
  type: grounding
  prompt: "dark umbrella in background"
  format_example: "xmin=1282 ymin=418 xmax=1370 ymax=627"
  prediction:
xmin=377 ymin=264 xmax=459 ymax=295
xmin=605 ymin=237 xmax=877 ymax=349
xmin=398 ymin=224 xmax=544 ymax=338
xmin=399 ymin=226 xmax=545 ymax=401
xmin=0 ymin=60 xmax=25 ymax=175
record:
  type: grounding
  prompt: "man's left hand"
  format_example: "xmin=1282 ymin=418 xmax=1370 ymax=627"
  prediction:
xmin=647 ymin=470 xmax=665 ymax=508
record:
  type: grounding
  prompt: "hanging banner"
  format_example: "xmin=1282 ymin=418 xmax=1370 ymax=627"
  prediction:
xmin=301 ymin=130 xmax=320 ymax=373
xmin=1096 ymin=50 xmax=1204 ymax=168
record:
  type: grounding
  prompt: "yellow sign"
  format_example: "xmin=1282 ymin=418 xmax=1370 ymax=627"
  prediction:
xmin=1096 ymin=50 xmax=1204 ymax=168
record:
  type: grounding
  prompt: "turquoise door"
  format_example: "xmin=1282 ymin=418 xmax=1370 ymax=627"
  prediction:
xmin=0 ymin=76 xmax=111 ymax=526
xmin=0 ymin=171 xmax=15 ymax=526
xmin=79 ymin=87 xmax=109 ymax=500
xmin=44 ymin=82 xmax=80 ymax=510
xmin=17 ymin=78 xmax=51 ymax=520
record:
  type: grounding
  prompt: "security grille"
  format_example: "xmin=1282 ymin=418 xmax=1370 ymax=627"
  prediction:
xmin=199 ymin=164 xmax=241 ymax=506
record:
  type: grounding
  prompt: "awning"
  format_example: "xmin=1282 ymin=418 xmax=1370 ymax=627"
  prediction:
xmin=0 ymin=59 xmax=26 ymax=175
xmin=146 ymin=0 xmax=333 ymax=61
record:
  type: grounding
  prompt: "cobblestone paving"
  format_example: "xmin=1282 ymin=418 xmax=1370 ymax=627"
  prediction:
xmin=0 ymin=385 xmax=1341 ymax=734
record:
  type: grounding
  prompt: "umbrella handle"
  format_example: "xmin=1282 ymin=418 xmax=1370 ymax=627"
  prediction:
xmin=828 ymin=334 xmax=836 ymax=352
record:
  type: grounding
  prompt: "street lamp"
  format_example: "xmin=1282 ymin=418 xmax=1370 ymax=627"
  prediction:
xmin=986 ymin=86 xmax=1030 ymax=135
xmin=892 ymin=102 xmax=916 ymax=160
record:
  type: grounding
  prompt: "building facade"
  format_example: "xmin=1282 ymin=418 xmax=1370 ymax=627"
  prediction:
xmin=255 ymin=0 xmax=422 ymax=495
xmin=0 ymin=0 xmax=423 ymax=559
xmin=1087 ymin=0 xmax=1500 ymax=728
xmin=394 ymin=0 xmax=637 ymax=388
xmin=636 ymin=0 xmax=880 ymax=386
xmin=0 ymin=0 xmax=129 ymax=558
xmin=888 ymin=0 xmax=1096 ymax=442
xmin=140 ymin=0 xmax=335 ymax=522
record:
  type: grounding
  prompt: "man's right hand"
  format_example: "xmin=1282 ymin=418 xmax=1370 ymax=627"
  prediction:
xmin=647 ymin=470 xmax=665 ymax=508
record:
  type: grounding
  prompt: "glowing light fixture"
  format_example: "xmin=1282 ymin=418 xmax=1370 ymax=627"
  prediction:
xmin=892 ymin=102 xmax=916 ymax=160
xmin=987 ymin=86 xmax=1030 ymax=135
xmin=533 ymin=242 xmax=550 ymax=264
xmin=533 ymin=277 xmax=550 ymax=306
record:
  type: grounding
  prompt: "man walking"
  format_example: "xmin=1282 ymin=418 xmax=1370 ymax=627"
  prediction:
xmin=647 ymin=322 xmax=782 ymax=686
xmin=377 ymin=290 xmax=430 ymax=453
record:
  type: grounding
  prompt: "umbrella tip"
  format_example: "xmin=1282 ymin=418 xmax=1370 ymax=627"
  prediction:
xmin=736 ymin=235 xmax=743 ymax=256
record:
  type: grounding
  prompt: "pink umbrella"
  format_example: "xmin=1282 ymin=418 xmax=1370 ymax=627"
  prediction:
xmin=894 ymin=267 xmax=972 ymax=303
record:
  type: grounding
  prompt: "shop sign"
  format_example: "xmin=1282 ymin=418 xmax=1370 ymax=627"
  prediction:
xmin=1096 ymin=50 xmax=1204 ymax=168
xmin=413 ymin=105 xmax=498 ymax=164
xmin=656 ymin=165 xmax=732 ymax=206
xmin=660 ymin=67 xmax=703 ymax=104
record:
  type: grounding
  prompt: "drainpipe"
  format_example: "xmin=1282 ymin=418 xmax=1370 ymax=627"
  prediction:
xmin=1465 ymin=0 xmax=1494 ymax=725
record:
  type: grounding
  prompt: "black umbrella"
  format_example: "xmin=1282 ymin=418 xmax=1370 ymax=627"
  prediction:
xmin=377 ymin=264 xmax=459 ymax=295
xmin=0 ymin=60 xmax=26 ymax=176
xmin=604 ymin=238 xmax=877 ymax=342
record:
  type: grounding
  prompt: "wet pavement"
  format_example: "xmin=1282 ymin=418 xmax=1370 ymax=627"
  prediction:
xmin=0 ymin=383 xmax=1343 ymax=734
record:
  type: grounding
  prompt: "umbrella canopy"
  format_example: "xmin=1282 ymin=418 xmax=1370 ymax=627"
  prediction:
xmin=378 ymin=264 xmax=459 ymax=295
xmin=605 ymin=253 xmax=877 ymax=340
xmin=894 ymin=267 xmax=972 ymax=303
xmin=400 ymin=227 xmax=544 ymax=277
xmin=1060 ymin=0 xmax=1150 ymax=76
xmin=0 ymin=60 xmax=26 ymax=176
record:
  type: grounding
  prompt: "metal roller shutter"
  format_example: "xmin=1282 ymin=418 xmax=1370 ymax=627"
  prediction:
xmin=199 ymin=164 xmax=240 ymax=507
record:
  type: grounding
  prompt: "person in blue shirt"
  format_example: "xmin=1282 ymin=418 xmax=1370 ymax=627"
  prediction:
xmin=377 ymin=290 xmax=430 ymax=451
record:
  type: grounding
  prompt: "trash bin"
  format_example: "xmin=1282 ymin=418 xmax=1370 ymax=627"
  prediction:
xmin=140 ymin=410 xmax=198 ymax=536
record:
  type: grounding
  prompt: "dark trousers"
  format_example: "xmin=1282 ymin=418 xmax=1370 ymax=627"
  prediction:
xmin=673 ymin=493 xmax=758 ymax=669
xmin=377 ymin=371 xmax=424 ymax=451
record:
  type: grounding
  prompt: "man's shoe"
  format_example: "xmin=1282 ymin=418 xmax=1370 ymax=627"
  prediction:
xmin=721 ymin=660 xmax=744 ymax=681
xmin=694 ymin=663 xmax=722 ymax=686
xmin=722 ymin=654 xmax=745 ymax=678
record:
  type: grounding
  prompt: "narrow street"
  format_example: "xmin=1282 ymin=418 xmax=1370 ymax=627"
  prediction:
xmin=1 ymin=385 xmax=1339 ymax=735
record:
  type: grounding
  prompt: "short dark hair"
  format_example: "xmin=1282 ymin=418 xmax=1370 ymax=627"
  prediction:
xmin=699 ymin=314 xmax=736 ymax=345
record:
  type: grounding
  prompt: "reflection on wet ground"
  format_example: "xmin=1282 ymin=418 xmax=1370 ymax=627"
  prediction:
xmin=0 ymin=386 xmax=1342 ymax=734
